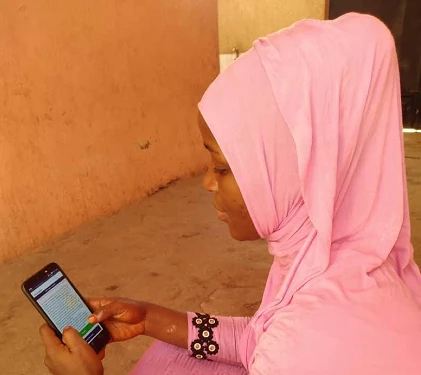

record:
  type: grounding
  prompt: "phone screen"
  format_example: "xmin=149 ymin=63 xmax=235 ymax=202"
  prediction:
xmin=27 ymin=268 xmax=104 ymax=344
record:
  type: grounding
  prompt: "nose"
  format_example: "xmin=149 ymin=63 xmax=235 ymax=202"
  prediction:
xmin=203 ymin=164 xmax=218 ymax=193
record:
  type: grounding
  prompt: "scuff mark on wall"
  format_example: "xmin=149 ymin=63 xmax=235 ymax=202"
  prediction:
xmin=138 ymin=141 xmax=151 ymax=150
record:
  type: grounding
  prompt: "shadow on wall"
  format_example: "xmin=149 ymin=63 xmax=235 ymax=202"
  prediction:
xmin=218 ymin=0 xmax=326 ymax=54
xmin=219 ymin=52 xmax=244 ymax=72
xmin=0 ymin=0 xmax=219 ymax=262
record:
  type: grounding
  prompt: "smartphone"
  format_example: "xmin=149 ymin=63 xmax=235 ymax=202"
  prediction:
xmin=21 ymin=262 xmax=110 ymax=353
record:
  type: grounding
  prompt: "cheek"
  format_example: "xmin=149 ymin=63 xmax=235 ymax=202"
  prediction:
xmin=217 ymin=176 xmax=249 ymax=218
xmin=216 ymin=176 xmax=260 ymax=241
xmin=227 ymin=208 xmax=259 ymax=241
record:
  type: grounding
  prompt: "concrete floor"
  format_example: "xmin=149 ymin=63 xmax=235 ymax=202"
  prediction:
xmin=1 ymin=134 xmax=421 ymax=375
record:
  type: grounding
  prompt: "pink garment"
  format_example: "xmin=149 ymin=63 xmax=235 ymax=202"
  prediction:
xmin=129 ymin=341 xmax=246 ymax=375
xmin=130 ymin=315 xmax=250 ymax=374
xmin=198 ymin=12 xmax=421 ymax=374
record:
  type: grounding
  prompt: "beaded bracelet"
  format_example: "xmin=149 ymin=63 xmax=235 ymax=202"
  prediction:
xmin=190 ymin=313 xmax=220 ymax=360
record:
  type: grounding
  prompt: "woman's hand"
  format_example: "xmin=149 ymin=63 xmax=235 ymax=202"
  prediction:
xmin=40 ymin=325 xmax=104 ymax=375
xmin=88 ymin=297 xmax=188 ymax=349
xmin=87 ymin=298 xmax=148 ymax=342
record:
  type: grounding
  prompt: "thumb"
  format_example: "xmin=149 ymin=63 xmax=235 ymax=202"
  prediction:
xmin=62 ymin=326 xmax=89 ymax=352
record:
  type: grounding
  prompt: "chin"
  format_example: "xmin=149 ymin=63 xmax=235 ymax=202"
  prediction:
xmin=228 ymin=225 xmax=258 ymax=242
xmin=229 ymin=231 xmax=248 ymax=241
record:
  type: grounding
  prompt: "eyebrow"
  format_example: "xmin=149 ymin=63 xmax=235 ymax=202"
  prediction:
xmin=204 ymin=143 xmax=219 ymax=154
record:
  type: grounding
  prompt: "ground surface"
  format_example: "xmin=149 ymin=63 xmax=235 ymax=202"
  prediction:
xmin=1 ymin=134 xmax=421 ymax=375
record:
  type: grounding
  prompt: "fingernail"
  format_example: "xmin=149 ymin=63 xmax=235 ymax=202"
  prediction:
xmin=63 ymin=326 xmax=71 ymax=332
xmin=88 ymin=316 xmax=96 ymax=323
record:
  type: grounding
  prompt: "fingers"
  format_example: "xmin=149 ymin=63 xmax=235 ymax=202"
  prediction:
xmin=88 ymin=301 xmax=126 ymax=324
xmin=62 ymin=326 xmax=91 ymax=353
xmin=98 ymin=348 xmax=106 ymax=360
xmin=42 ymin=326 xmax=104 ymax=375
xmin=39 ymin=324 xmax=63 ymax=353
xmin=86 ymin=298 xmax=113 ymax=311
xmin=87 ymin=298 xmax=102 ymax=311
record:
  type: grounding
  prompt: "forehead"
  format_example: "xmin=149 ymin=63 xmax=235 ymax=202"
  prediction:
xmin=198 ymin=112 xmax=226 ymax=157
xmin=198 ymin=112 xmax=218 ymax=144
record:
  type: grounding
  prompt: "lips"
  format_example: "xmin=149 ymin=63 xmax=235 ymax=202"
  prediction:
xmin=214 ymin=202 xmax=229 ymax=222
xmin=216 ymin=210 xmax=230 ymax=222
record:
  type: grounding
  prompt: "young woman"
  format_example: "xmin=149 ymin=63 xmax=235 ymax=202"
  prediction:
xmin=40 ymin=13 xmax=421 ymax=375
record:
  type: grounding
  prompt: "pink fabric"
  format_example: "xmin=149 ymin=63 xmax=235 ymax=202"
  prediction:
xmin=129 ymin=341 xmax=247 ymax=375
xmin=199 ymin=13 xmax=421 ymax=374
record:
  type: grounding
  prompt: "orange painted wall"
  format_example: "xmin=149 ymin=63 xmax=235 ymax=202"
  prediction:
xmin=0 ymin=1 xmax=219 ymax=262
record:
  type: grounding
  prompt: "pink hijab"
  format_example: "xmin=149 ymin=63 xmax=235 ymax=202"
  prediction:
xmin=199 ymin=13 xmax=421 ymax=371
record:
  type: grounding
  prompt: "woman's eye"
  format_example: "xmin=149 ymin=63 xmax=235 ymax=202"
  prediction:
xmin=213 ymin=167 xmax=229 ymax=176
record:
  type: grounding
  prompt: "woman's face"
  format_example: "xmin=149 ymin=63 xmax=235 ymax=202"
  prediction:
xmin=198 ymin=114 xmax=260 ymax=241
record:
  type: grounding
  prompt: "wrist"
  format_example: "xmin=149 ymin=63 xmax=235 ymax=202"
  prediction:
xmin=143 ymin=301 xmax=155 ymax=337
xmin=143 ymin=303 xmax=188 ymax=348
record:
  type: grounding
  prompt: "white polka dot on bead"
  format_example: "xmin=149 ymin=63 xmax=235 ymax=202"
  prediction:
xmin=209 ymin=319 xmax=215 ymax=324
xmin=196 ymin=354 xmax=203 ymax=359
xmin=194 ymin=343 xmax=201 ymax=350
xmin=196 ymin=319 xmax=203 ymax=325
xmin=202 ymin=330 xmax=210 ymax=338
xmin=209 ymin=344 xmax=216 ymax=352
